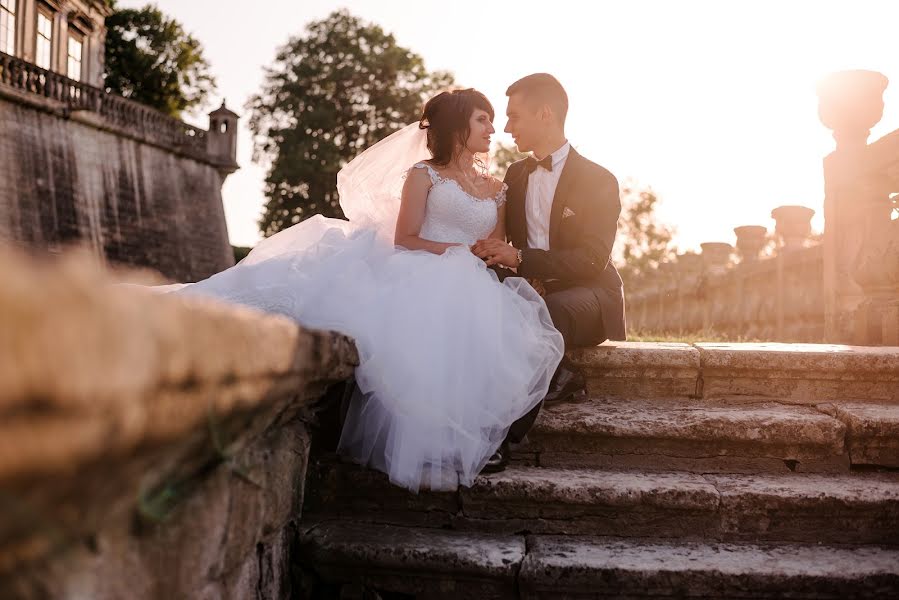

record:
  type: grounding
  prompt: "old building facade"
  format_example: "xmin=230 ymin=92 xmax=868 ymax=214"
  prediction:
xmin=0 ymin=0 xmax=109 ymax=86
xmin=0 ymin=0 xmax=240 ymax=282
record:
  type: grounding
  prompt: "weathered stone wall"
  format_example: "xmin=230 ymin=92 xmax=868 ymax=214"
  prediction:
xmin=0 ymin=92 xmax=234 ymax=282
xmin=0 ymin=246 xmax=358 ymax=599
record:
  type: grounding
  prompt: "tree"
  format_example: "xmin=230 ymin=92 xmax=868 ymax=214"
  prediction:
xmin=104 ymin=4 xmax=216 ymax=117
xmin=246 ymin=10 xmax=454 ymax=237
xmin=489 ymin=141 xmax=527 ymax=179
xmin=615 ymin=180 xmax=676 ymax=288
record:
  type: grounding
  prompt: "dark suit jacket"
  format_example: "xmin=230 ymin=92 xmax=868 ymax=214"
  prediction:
xmin=503 ymin=148 xmax=626 ymax=342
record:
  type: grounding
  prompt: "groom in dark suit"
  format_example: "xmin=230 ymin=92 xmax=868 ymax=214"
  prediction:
xmin=473 ymin=73 xmax=626 ymax=472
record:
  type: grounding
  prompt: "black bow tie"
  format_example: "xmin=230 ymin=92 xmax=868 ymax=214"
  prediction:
xmin=525 ymin=154 xmax=553 ymax=174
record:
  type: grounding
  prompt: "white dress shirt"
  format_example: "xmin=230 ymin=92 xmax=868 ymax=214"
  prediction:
xmin=525 ymin=141 xmax=570 ymax=251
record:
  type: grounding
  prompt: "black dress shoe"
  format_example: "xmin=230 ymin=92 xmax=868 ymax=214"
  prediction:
xmin=481 ymin=441 xmax=510 ymax=474
xmin=544 ymin=364 xmax=587 ymax=404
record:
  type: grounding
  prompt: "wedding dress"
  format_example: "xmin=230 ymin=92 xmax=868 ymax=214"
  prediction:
xmin=170 ymin=124 xmax=563 ymax=492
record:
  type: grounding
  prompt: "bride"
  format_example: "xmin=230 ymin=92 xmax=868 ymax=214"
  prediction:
xmin=173 ymin=88 xmax=563 ymax=492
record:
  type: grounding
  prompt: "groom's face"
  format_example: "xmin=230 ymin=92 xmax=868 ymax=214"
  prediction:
xmin=504 ymin=93 xmax=543 ymax=153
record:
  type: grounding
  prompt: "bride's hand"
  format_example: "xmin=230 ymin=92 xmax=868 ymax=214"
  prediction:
xmin=472 ymin=239 xmax=519 ymax=267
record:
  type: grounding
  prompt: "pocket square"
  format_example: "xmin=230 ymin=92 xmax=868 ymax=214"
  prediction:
xmin=562 ymin=207 xmax=576 ymax=219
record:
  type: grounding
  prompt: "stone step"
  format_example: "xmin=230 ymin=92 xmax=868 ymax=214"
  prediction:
xmin=569 ymin=342 xmax=899 ymax=403
xmin=524 ymin=398 xmax=853 ymax=473
xmin=296 ymin=521 xmax=899 ymax=599
xmin=305 ymin=463 xmax=899 ymax=545
xmin=521 ymin=535 xmax=899 ymax=599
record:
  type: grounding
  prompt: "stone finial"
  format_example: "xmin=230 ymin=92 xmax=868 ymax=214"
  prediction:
xmin=771 ymin=205 xmax=815 ymax=252
xmin=675 ymin=252 xmax=702 ymax=275
xmin=700 ymin=242 xmax=733 ymax=273
xmin=817 ymin=70 xmax=888 ymax=150
xmin=734 ymin=225 xmax=768 ymax=263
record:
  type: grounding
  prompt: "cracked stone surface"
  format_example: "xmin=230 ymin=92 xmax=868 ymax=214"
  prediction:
xmin=520 ymin=535 xmax=899 ymax=599
xmin=707 ymin=471 xmax=899 ymax=544
xmin=568 ymin=342 xmax=700 ymax=399
xmin=822 ymin=402 xmax=899 ymax=467
xmin=526 ymin=398 xmax=848 ymax=471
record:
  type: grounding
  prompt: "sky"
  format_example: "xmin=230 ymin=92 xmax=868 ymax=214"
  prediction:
xmin=120 ymin=0 xmax=899 ymax=251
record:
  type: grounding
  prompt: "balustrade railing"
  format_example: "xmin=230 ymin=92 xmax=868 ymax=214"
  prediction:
xmin=0 ymin=51 xmax=208 ymax=159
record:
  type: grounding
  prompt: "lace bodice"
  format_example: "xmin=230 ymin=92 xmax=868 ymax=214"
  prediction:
xmin=411 ymin=162 xmax=507 ymax=247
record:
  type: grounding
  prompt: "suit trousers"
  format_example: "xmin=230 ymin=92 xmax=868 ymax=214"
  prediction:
xmin=506 ymin=281 xmax=606 ymax=443
xmin=488 ymin=265 xmax=607 ymax=443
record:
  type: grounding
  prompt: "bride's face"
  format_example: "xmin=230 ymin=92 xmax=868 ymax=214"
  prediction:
xmin=465 ymin=108 xmax=495 ymax=154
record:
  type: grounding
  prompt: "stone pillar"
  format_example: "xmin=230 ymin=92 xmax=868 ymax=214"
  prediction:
xmin=733 ymin=226 xmax=767 ymax=336
xmin=676 ymin=252 xmax=702 ymax=333
xmin=700 ymin=243 xmax=732 ymax=331
xmin=658 ymin=262 xmax=677 ymax=331
xmin=817 ymin=70 xmax=889 ymax=342
xmin=771 ymin=206 xmax=815 ymax=252
xmin=734 ymin=225 xmax=768 ymax=264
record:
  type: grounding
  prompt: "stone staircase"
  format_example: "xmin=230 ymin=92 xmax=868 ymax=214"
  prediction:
xmin=296 ymin=342 xmax=899 ymax=598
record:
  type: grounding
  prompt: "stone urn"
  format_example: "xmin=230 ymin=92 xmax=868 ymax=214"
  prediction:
xmin=733 ymin=225 xmax=768 ymax=263
xmin=771 ymin=205 xmax=815 ymax=251
xmin=817 ymin=70 xmax=888 ymax=149
xmin=700 ymin=242 xmax=733 ymax=274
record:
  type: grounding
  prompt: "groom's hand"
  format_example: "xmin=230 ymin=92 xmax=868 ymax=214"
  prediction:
xmin=472 ymin=239 xmax=520 ymax=268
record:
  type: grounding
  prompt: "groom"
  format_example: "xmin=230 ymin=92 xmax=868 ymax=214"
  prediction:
xmin=473 ymin=73 xmax=626 ymax=472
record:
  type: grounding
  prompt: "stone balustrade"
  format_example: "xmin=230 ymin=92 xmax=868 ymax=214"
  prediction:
xmin=0 ymin=51 xmax=229 ymax=168
xmin=627 ymin=206 xmax=824 ymax=341
xmin=629 ymin=69 xmax=899 ymax=345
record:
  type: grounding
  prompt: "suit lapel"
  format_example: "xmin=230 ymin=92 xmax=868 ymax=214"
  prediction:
xmin=548 ymin=148 xmax=580 ymax=246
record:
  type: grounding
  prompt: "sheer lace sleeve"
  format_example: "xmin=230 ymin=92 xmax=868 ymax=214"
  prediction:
xmin=410 ymin=162 xmax=440 ymax=186
xmin=494 ymin=182 xmax=509 ymax=207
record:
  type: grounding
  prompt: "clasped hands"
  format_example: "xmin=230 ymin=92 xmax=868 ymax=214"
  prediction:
xmin=470 ymin=239 xmax=519 ymax=268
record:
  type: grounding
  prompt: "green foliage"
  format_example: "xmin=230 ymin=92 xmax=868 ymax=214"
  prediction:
xmin=246 ymin=10 xmax=454 ymax=237
xmin=104 ymin=5 xmax=216 ymax=117
xmin=489 ymin=141 xmax=527 ymax=179
xmin=615 ymin=180 xmax=676 ymax=289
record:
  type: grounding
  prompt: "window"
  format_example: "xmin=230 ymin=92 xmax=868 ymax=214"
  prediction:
xmin=67 ymin=35 xmax=82 ymax=80
xmin=36 ymin=11 xmax=52 ymax=70
xmin=0 ymin=0 xmax=15 ymax=56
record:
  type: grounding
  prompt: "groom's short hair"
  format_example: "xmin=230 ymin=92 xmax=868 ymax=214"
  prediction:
xmin=506 ymin=73 xmax=568 ymax=125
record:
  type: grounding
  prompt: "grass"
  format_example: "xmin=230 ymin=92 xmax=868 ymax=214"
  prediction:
xmin=626 ymin=329 xmax=761 ymax=344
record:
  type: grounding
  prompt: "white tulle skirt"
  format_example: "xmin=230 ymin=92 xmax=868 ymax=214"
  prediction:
xmin=173 ymin=216 xmax=564 ymax=492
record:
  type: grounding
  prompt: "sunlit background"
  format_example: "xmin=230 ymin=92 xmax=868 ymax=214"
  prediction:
xmin=119 ymin=0 xmax=899 ymax=252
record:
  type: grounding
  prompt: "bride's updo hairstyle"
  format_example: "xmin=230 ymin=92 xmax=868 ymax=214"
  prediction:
xmin=419 ymin=89 xmax=494 ymax=166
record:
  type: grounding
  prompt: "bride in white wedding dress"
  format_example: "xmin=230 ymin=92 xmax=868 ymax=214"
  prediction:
xmin=172 ymin=89 xmax=563 ymax=492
